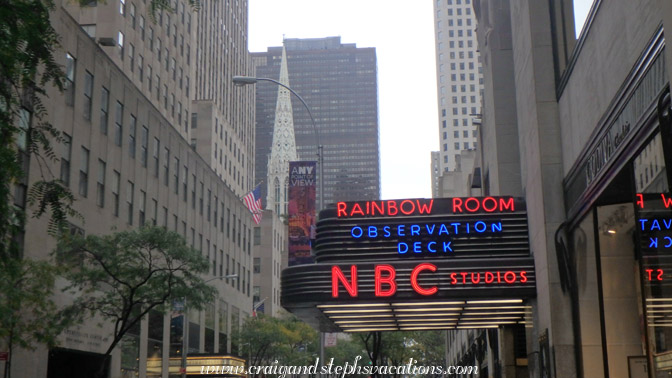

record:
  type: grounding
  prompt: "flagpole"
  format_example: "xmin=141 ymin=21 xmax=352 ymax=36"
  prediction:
xmin=240 ymin=180 xmax=264 ymax=200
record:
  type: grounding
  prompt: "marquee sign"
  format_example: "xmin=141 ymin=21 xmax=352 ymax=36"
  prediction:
xmin=281 ymin=196 xmax=535 ymax=332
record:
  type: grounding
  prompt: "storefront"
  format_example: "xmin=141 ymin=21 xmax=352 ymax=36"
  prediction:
xmin=560 ymin=27 xmax=671 ymax=377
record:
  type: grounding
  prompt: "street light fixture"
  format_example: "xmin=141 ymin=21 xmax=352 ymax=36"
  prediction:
xmin=232 ymin=75 xmax=324 ymax=211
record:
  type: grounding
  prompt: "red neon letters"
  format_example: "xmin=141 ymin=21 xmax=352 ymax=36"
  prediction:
xmin=374 ymin=265 xmax=397 ymax=296
xmin=331 ymin=264 xmax=529 ymax=298
xmin=452 ymin=197 xmax=514 ymax=213
xmin=332 ymin=265 xmax=357 ymax=297
xmin=410 ymin=263 xmax=438 ymax=295
xmin=337 ymin=200 xmax=434 ymax=217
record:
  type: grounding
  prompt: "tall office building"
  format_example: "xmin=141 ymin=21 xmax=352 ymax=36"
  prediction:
xmin=192 ymin=0 xmax=255 ymax=198
xmin=10 ymin=0 xmax=256 ymax=376
xmin=433 ymin=0 xmax=483 ymax=173
xmin=252 ymin=37 xmax=381 ymax=210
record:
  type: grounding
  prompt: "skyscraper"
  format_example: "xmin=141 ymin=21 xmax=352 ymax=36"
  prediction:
xmin=433 ymin=0 xmax=483 ymax=174
xmin=252 ymin=37 xmax=381 ymax=210
xmin=10 ymin=0 xmax=256 ymax=376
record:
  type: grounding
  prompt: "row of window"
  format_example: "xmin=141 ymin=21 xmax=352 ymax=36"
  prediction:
xmin=64 ymin=142 xmax=252 ymax=299
xmin=443 ymin=141 xmax=478 ymax=151
xmin=59 ymin=52 xmax=254 ymax=294
xmin=442 ymin=118 xmax=475 ymax=128
xmin=439 ymin=17 xmax=473 ymax=28
xmin=443 ymin=130 xmax=479 ymax=140
xmin=63 ymin=138 xmax=250 ymax=245
xmin=67 ymin=51 xmax=190 ymax=141
xmin=444 ymin=0 xmax=471 ymax=6
xmin=446 ymin=7 xmax=472 ymax=16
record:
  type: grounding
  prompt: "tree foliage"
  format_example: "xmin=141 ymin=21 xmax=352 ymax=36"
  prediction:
xmin=0 ymin=258 xmax=81 ymax=378
xmin=56 ymin=226 xmax=218 ymax=361
xmin=356 ymin=330 xmax=447 ymax=378
xmin=0 ymin=0 xmax=84 ymax=376
xmin=236 ymin=314 xmax=318 ymax=376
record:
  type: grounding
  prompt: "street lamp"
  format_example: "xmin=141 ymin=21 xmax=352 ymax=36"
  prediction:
xmin=180 ymin=274 xmax=239 ymax=378
xmin=232 ymin=75 xmax=324 ymax=211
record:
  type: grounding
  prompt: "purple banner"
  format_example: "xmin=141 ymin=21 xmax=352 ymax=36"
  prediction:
xmin=288 ymin=161 xmax=317 ymax=266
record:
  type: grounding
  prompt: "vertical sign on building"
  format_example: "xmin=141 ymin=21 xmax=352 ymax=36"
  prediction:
xmin=288 ymin=161 xmax=317 ymax=266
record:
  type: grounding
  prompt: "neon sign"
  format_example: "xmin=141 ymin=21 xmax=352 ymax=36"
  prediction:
xmin=321 ymin=197 xmax=523 ymax=258
xmin=635 ymin=193 xmax=672 ymax=282
xmin=335 ymin=197 xmax=516 ymax=218
xmin=331 ymin=264 xmax=531 ymax=298
xmin=280 ymin=196 xmax=535 ymax=332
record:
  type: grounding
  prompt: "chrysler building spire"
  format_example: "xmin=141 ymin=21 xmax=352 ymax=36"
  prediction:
xmin=266 ymin=45 xmax=297 ymax=215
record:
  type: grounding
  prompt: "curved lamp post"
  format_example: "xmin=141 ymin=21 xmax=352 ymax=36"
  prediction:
xmin=232 ymin=75 xmax=324 ymax=211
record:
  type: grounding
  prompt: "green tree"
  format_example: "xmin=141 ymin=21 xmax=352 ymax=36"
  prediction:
xmin=324 ymin=336 xmax=369 ymax=378
xmin=236 ymin=314 xmax=318 ymax=377
xmin=56 ymin=226 xmax=217 ymax=376
xmin=0 ymin=258 xmax=81 ymax=378
xmin=0 ymin=1 xmax=82 ymax=376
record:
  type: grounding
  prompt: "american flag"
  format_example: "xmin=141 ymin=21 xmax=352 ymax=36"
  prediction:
xmin=253 ymin=302 xmax=265 ymax=317
xmin=242 ymin=184 xmax=263 ymax=224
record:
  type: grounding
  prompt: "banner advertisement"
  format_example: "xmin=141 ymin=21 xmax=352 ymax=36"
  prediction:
xmin=288 ymin=161 xmax=317 ymax=266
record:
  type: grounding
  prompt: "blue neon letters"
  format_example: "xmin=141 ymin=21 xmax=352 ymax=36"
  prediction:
xmin=350 ymin=221 xmax=503 ymax=255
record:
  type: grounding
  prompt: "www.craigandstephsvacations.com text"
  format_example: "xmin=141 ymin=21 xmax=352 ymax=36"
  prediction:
xmin=200 ymin=356 xmax=478 ymax=377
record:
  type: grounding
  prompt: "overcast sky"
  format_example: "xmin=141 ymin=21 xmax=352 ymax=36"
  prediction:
xmin=248 ymin=1 xmax=594 ymax=200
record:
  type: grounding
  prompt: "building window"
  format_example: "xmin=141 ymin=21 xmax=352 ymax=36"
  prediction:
xmin=173 ymin=157 xmax=179 ymax=194
xmin=182 ymin=166 xmax=188 ymax=202
xmin=60 ymin=134 xmax=72 ymax=186
xmin=213 ymin=196 xmax=218 ymax=226
xmin=139 ymin=15 xmax=145 ymax=39
xmin=191 ymin=175 xmax=196 ymax=208
xmin=207 ymin=189 xmax=211 ymax=221
xmin=163 ymin=147 xmax=169 ymax=186
xmin=119 ymin=0 xmax=125 ymax=14
xmin=127 ymin=181 xmax=134 ymax=225
xmin=153 ymin=138 xmax=160 ymax=177
xmin=152 ymin=198 xmax=158 ymax=225
xmin=141 ymin=126 xmax=148 ymax=167
xmin=100 ymin=87 xmax=109 ymax=134
xmin=130 ymin=3 xmax=136 ymax=27
xmin=79 ymin=147 xmax=89 ymax=197
xmin=139 ymin=190 xmax=146 ymax=226
xmin=199 ymin=182 xmax=204 ymax=215
xmin=65 ymin=53 xmax=75 ymax=106
xmin=138 ymin=55 xmax=143 ymax=82
xmin=128 ymin=115 xmax=136 ymax=158
xmin=96 ymin=159 xmax=106 ymax=207
xmin=114 ymin=101 xmax=123 ymax=147
xmin=170 ymin=93 xmax=175 ymax=117
xmin=83 ymin=71 xmax=93 ymax=120
xmin=155 ymin=75 xmax=160 ymax=101
xmin=128 ymin=44 xmax=134 ymax=72
xmin=118 ymin=31 xmax=124 ymax=59
xmin=112 ymin=170 xmax=120 ymax=216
